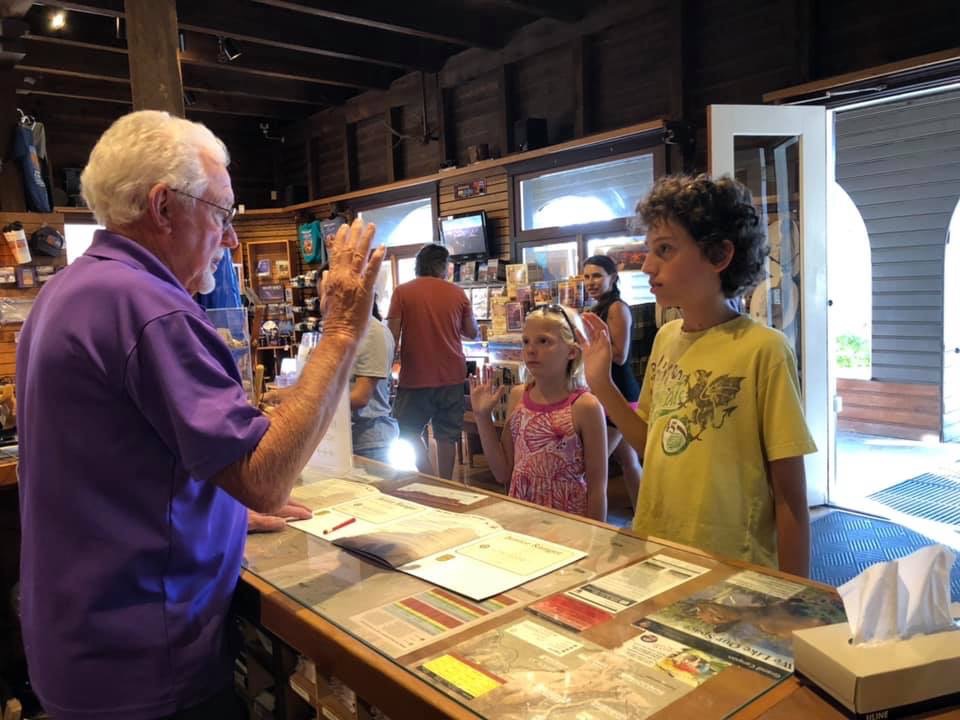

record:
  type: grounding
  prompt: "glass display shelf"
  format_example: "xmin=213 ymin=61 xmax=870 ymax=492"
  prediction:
xmin=242 ymin=458 xmax=840 ymax=719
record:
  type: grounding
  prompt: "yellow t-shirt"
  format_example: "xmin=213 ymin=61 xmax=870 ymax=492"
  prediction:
xmin=633 ymin=315 xmax=816 ymax=568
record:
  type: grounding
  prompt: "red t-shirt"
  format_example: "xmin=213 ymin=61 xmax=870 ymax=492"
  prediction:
xmin=388 ymin=276 xmax=474 ymax=388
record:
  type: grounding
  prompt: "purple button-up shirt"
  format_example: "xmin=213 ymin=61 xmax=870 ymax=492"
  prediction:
xmin=17 ymin=230 xmax=270 ymax=719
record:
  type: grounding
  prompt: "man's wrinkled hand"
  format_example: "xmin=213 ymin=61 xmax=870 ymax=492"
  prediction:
xmin=247 ymin=500 xmax=313 ymax=533
xmin=319 ymin=218 xmax=385 ymax=343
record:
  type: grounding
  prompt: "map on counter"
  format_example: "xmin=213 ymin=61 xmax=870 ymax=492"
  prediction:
xmin=289 ymin=486 xmax=586 ymax=601
xmin=637 ymin=570 xmax=846 ymax=679
xmin=415 ymin=618 xmax=703 ymax=719
xmin=530 ymin=554 xmax=710 ymax=632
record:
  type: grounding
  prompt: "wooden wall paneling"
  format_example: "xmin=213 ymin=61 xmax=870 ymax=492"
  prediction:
xmin=814 ymin=0 xmax=960 ymax=79
xmin=307 ymin=112 xmax=347 ymax=198
xmin=438 ymin=170 xmax=511 ymax=259
xmin=280 ymin=122 xmax=308 ymax=201
xmin=496 ymin=64 xmax=512 ymax=158
xmin=385 ymin=106 xmax=403 ymax=183
xmin=572 ymin=35 xmax=590 ymax=137
xmin=438 ymin=86 xmax=455 ymax=166
xmin=343 ymin=121 xmax=358 ymax=192
xmin=450 ymin=70 xmax=501 ymax=167
xmin=0 ymin=211 xmax=66 ymax=378
xmin=355 ymin=115 xmax=387 ymax=190
xmin=399 ymin=73 xmax=442 ymax=180
xmin=684 ymin=0 xmax=800 ymax=167
xmin=510 ymin=44 xmax=576 ymax=147
xmin=592 ymin=10 xmax=672 ymax=134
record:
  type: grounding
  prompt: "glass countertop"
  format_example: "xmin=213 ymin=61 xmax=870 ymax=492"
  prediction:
xmin=243 ymin=457 xmax=844 ymax=719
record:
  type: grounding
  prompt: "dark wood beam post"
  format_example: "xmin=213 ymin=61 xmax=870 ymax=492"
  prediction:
xmin=306 ymin=135 xmax=319 ymax=200
xmin=0 ymin=15 xmax=27 ymax=211
xmin=666 ymin=0 xmax=686 ymax=172
xmin=124 ymin=0 xmax=184 ymax=115
xmin=342 ymin=121 xmax=357 ymax=192
xmin=496 ymin=64 xmax=513 ymax=157
xmin=438 ymin=86 xmax=454 ymax=166
xmin=572 ymin=35 xmax=590 ymax=137
xmin=385 ymin=106 xmax=402 ymax=183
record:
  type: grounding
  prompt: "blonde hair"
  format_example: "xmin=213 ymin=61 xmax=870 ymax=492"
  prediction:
xmin=81 ymin=110 xmax=230 ymax=228
xmin=521 ymin=305 xmax=586 ymax=391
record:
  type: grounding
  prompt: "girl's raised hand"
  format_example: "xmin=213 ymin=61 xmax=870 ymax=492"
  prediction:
xmin=469 ymin=375 xmax=506 ymax=418
xmin=577 ymin=313 xmax=614 ymax=390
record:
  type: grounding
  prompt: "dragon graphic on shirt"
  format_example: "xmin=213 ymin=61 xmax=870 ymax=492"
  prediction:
xmin=649 ymin=359 xmax=745 ymax=455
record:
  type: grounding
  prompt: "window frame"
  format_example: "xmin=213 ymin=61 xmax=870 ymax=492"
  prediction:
xmin=508 ymin=138 xmax=666 ymax=267
xmin=349 ymin=183 xmax=440 ymax=248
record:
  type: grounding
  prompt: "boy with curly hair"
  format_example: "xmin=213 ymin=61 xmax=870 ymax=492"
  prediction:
xmin=580 ymin=174 xmax=816 ymax=576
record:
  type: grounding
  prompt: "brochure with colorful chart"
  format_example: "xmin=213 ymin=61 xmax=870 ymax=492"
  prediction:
xmin=637 ymin=570 xmax=846 ymax=679
xmin=290 ymin=482 xmax=586 ymax=601
xmin=529 ymin=554 xmax=710 ymax=632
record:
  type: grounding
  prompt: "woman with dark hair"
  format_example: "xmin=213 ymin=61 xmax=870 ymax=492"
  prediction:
xmin=583 ymin=254 xmax=642 ymax=508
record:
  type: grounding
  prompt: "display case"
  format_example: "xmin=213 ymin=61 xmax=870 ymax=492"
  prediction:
xmin=240 ymin=458 xmax=849 ymax=720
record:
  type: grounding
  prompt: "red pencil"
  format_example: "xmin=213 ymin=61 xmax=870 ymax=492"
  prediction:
xmin=323 ymin=516 xmax=356 ymax=535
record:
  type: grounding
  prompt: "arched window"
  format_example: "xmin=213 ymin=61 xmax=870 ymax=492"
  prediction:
xmin=829 ymin=183 xmax=872 ymax=379
xmin=532 ymin=195 xmax=617 ymax=229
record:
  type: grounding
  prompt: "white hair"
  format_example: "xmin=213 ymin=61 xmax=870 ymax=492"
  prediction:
xmin=80 ymin=110 xmax=230 ymax=228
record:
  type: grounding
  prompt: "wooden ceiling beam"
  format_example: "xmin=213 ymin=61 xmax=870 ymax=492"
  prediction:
xmin=34 ymin=0 xmax=452 ymax=70
xmin=24 ymin=7 xmax=397 ymax=90
xmin=0 ymin=1 xmax=33 ymax=16
xmin=17 ymin=93 xmax=290 ymax=138
xmin=177 ymin=34 xmax=395 ymax=90
xmin=18 ymin=37 xmax=337 ymax=106
xmin=23 ymin=9 xmax=391 ymax=89
xmin=18 ymin=84 xmax=311 ymax=119
xmin=15 ymin=65 xmax=316 ymax=119
xmin=176 ymin=0 xmax=449 ymax=72
xmin=249 ymin=0 xmax=500 ymax=49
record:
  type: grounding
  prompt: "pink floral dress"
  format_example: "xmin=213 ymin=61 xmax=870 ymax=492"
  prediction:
xmin=508 ymin=385 xmax=588 ymax=516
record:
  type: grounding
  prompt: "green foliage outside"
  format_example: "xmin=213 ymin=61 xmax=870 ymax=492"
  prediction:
xmin=836 ymin=334 xmax=871 ymax=368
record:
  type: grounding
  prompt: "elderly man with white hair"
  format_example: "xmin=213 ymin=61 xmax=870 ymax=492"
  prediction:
xmin=16 ymin=110 xmax=383 ymax=720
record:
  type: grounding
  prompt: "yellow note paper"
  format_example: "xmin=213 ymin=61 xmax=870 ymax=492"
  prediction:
xmin=421 ymin=654 xmax=503 ymax=700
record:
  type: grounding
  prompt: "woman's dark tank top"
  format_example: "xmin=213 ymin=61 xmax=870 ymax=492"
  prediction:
xmin=595 ymin=299 xmax=640 ymax=402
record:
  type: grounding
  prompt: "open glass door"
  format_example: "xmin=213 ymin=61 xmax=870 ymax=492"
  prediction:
xmin=709 ymin=105 xmax=830 ymax=506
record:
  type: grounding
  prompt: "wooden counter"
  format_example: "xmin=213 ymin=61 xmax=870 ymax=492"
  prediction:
xmin=0 ymin=457 xmax=16 ymax=488
xmin=239 ymin=459 xmax=960 ymax=720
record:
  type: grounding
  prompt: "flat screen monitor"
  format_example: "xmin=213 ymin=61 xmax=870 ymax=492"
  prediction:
xmin=439 ymin=211 xmax=489 ymax=261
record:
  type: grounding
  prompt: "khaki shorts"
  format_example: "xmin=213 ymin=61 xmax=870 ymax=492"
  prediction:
xmin=394 ymin=384 xmax=465 ymax=443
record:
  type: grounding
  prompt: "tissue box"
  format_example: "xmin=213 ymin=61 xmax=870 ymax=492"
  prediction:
xmin=794 ymin=622 xmax=960 ymax=719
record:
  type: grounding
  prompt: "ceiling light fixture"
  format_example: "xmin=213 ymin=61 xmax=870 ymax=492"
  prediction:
xmin=217 ymin=36 xmax=241 ymax=62
xmin=49 ymin=10 xmax=66 ymax=31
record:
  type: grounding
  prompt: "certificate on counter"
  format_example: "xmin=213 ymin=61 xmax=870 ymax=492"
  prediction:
xmin=290 ymin=488 xmax=585 ymax=600
xmin=408 ymin=531 xmax=586 ymax=601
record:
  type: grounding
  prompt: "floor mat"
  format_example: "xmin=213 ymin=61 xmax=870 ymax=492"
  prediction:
xmin=810 ymin=510 xmax=960 ymax=602
xmin=867 ymin=471 xmax=960 ymax=526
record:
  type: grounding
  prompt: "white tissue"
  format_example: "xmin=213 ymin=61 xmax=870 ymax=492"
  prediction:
xmin=838 ymin=544 xmax=956 ymax=645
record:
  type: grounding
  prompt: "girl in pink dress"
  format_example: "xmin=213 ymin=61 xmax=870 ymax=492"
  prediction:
xmin=470 ymin=305 xmax=608 ymax=520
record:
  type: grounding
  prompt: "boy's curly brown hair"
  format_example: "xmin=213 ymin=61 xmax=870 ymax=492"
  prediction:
xmin=635 ymin=174 xmax=768 ymax=298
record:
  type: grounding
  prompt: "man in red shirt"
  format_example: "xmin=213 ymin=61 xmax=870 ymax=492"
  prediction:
xmin=388 ymin=244 xmax=479 ymax=478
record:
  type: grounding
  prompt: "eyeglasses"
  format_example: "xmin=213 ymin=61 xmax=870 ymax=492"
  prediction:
xmin=170 ymin=188 xmax=237 ymax=230
xmin=534 ymin=303 xmax=578 ymax=340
